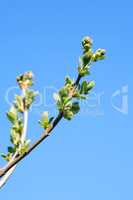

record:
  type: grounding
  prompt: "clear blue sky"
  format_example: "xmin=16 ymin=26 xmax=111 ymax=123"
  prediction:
xmin=0 ymin=0 xmax=132 ymax=199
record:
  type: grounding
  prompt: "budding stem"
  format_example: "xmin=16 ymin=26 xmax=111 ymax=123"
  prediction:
xmin=0 ymin=89 xmax=29 ymax=188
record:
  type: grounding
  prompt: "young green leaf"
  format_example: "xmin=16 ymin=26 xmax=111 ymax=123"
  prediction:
xmin=25 ymin=90 xmax=37 ymax=109
xmin=63 ymin=110 xmax=74 ymax=120
xmin=7 ymin=106 xmax=18 ymax=124
xmin=39 ymin=112 xmax=53 ymax=129
xmin=18 ymin=140 xmax=30 ymax=155
xmin=14 ymin=95 xmax=24 ymax=113
xmin=71 ymin=102 xmax=80 ymax=114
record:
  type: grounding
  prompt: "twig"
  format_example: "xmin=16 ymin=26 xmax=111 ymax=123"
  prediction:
xmin=0 ymin=75 xmax=81 ymax=178
xmin=0 ymin=89 xmax=29 ymax=187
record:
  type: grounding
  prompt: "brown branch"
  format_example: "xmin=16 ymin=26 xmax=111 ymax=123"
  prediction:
xmin=0 ymin=74 xmax=82 ymax=178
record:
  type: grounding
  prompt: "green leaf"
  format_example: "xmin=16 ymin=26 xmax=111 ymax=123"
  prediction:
xmin=80 ymin=81 xmax=95 ymax=95
xmin=56 ymin=100 xmax=63 ymax=111
xmin=19 ymin=140 xmax=30 ymax=155
xmin=49 ymin=117 xmax=54 ymax=124
xmin=7 ymin=106 xmax=18 ymax=124
xmin=8 ymin=146 xmax=15 ymax=153
xmin=63 ymin=97 xmax=72 ymax=106
xmin=14 ymin=119 xmax=23 ymax=135
xmin=53 ymin=93 xmax=60 ymax=102
xmin=63 ymin=110 xmax=74 ymax=120
xmin=25 ymin=90 xmax=37 ymax=109
xmin=10 ymin=128 xmax=21 ymax=146
xmin=1 ymin=153 xmax=7 ymax=161
xmin=80 ymin=81 xmax=88 ymax=94
xmin=71 ymin=102 xmax=80 ymax=114
xmin=14 ymin=95 xmax=24 ymax=113
xmin=78 ymin=65 xmax=90 ymax=77
xmin=39 ymin=112 xmax=53 ymax=129
xmin=65 ymin=76 xmax=74 ymax=86
xmin=1 ymin=153 xmax=12 ymax=161
xmin=87 ymin=81 xmax=95 ymax=91
xmin=59 ymin=87 xmax=69 ymax=98
xmin=72 ymin=89 xmax=86 ymax=100
xmin=81 ymin=51 xmax=93 ymax=67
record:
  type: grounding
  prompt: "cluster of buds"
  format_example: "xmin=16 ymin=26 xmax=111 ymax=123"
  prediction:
xmin=79 ymin=36 xmax=93 ymax=69
xmin=16 ymin=71 xmax=34 ymax=89
xmin=92 ymin=48 xmax=106 ymax=62
xmin=82 ymin=36 xmax=93 ymax=53
xmin=1 ymin=71 xmax=37 ymax=162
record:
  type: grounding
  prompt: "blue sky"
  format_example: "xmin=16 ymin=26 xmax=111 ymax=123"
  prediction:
xmin=0 ymin=0 xmax=132 ymax=199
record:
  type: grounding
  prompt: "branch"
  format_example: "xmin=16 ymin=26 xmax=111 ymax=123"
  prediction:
xmin=0 ymin=36 xmax=106 ymax=188
xmin=0 ymin=75 xmax=81 ymax=178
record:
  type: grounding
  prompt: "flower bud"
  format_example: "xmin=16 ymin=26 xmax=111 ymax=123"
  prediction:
xmin=82 ymin=36 xmax=93 ymax=53
xmin=82 ymin=36 xmax=93 ymax=46
xmin=17 ymin=71 xmax=34 ymax=89
xmin=92 ymin=49 xmax=106 ymax=61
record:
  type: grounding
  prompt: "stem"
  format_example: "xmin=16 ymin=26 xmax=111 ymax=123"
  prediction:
xmin=0 ymin=89 xmax=28 ymax=188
